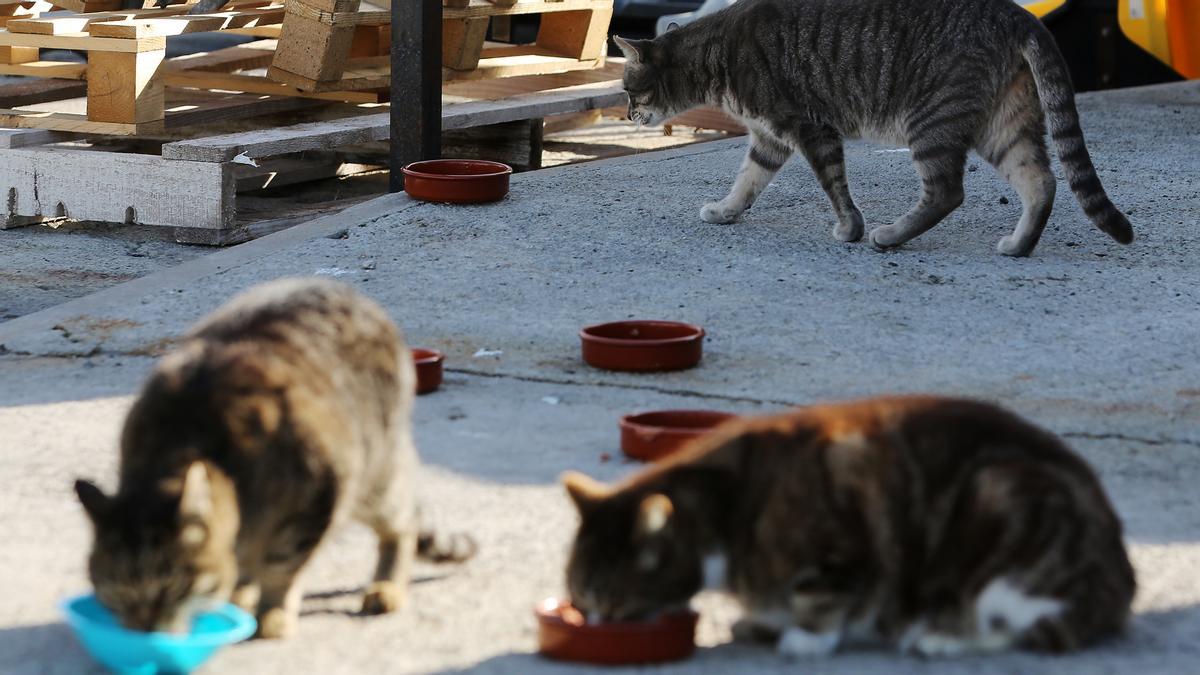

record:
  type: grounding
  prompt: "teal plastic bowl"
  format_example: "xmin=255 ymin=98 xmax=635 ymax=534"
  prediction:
xmin=61 ymin=594 xmax=256 ymax=674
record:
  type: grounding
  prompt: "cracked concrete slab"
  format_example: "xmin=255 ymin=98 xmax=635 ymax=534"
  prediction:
xmin=0 ymin=81 xmax=1198 ymax=674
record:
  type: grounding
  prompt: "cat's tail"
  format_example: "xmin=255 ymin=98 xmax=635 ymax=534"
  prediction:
xmin=1020 ymin=25 xmax=1133 ymax=245
xmin=417 ymin=529 xmax=478 ymax=563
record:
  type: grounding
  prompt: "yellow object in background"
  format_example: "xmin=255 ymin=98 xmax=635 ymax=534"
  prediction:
xmin=1119 ymin=0 xmax=1199 ymax=78
xmin=1018 ymin=0 xmax=1069 ymax=18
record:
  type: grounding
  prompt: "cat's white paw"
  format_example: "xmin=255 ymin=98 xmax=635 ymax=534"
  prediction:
xmin=909 ymin=632 xmax=972 ymax=657
xmin=868 ymin=225 xmax=903 ymax=250
xmin=996 ymin=235 xmax=1032 ymax=257
xmin=776 ymin=627 xmax=840 ymax=659
xmin=231 ymin=584 xmax=260 ymax=612
xmin=700 ymin=201 xmax=742 ymax=224
xmin=257 ymin=607 xmax=297 ymax=639
xmin=362 ymin=581 xmax=405 ymax=615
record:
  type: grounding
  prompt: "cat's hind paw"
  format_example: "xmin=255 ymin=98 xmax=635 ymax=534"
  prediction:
xmin=833 ymin=211 xmax=865 ymax=242
xmin=362 ymin=581 xmax=405 ymax=615
xmin=777 ymin=627 xmax=840 ymax=659
xmin=700 ymin=201 xmax=742 ymax=224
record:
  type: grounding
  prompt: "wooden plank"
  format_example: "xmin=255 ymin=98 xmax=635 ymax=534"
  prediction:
xmin=536 ymin=6 xmax=610 ymax=60
xmin=164 ymin=92 xmax=323 ymax=128
xmin=0 ymin=147 xmax=232 ymax=229
xmin=88 ymin=7 xmax=285 ymax=38
xmin=0 ymin=45 xmax=36 ymax=63
xmin=443 ymin=0 xmax=609 ymax=19
xmin=442 ymin=17 xmax=487 ymax=70
xmin=165 ymin=38 xmax=276 ymax=72
xmin=0 ymin=127 xmax=72 ymax=148
xmin=0 ymin=77 xmax=87 ymax=106
xmin=268 ymin=0 xmax=358 ymax=86
xmin=0 ymin=30 xmax=165 ymax=51
xmin=6 ymin=6 xmax=191 ymax=35
xmin=223 ymin=25 xmax=280 ymax=36
xmin=166 ymin=69 xmax=384 ymax=102
xmin=163 ymin=111 xmax=390 ymax=161
xmin=443 ymin=44 xmax=604 ymax=82
xmin=162 ymin=80 xmax=626 ymax=161
xmin=441 ymin=56 xmax=621 ymax=98
xmin=0 ymin=60 xmax=87 ymax=78
xmin=87 ymin=49 xmax=165 ymax=123
xmin=0 ymin=108 xmax=159 ymax=134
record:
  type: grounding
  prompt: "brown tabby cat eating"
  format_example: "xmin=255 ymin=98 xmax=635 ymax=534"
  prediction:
xmin=613 ymin=0 xmax=1134 ymax=255
xmin=563 ymin=396 xmax=1135 ymax=657
xmin=74 ymin=278 xmax=475 ymax=638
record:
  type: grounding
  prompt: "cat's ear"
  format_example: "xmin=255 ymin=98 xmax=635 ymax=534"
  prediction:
xmin=562 ymin=471 xmax=607 ymax=514
xmin=178 ymin=462 xmax=212 ymax=547
xmin=664 ymin=22 xmax=680 ymax=32
xmin=635 ymin=494 xmax=674 ymax=538
xmin=613 ymin=35 xmax=652 ymax=65
xmin=74 ymin=479 xmax=110 ymax=524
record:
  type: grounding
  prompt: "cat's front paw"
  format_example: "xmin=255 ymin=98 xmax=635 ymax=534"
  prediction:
xmin=257 ymin=607 xmax=297 ymax=639
xmin=996 ymin=235 xmax=1034 ymax=257
xmin=868 ymin=225 xmax=904 ymax=250
xmin=776 ymin=627 xmax=840 ymax=659
xmin=909 ymin=632 xmax=972 ymax=657
xmin=700 ymin=201 xmax=742 ymax=224
xmin=362 ymin=581 xmax=405 ymax=615
xmin=231 ymin=584 xmax=260 ymax=613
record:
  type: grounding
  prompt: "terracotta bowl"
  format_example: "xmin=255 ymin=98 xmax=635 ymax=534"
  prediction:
xmin=412 ymin=348 xmax=444 ymax=395
xmin=535 ymin=598 xmax=698 ymax=665
xmin=620 ymin=410 xmax=737 ymax=461
xmin=402 ymin=159 xmax=512 ymax=203
xmin=579 ymin=320 xmax=705 ymax=372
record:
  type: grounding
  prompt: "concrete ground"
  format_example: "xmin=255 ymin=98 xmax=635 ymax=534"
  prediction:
xmin=0 ymin=81 xmax=1197 ymax=674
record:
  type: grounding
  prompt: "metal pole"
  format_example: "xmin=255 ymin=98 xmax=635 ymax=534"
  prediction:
xmin=391 ymin=0 xmax=442 ymax=193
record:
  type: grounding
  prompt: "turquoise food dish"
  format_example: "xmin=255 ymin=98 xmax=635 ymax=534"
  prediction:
xmin=61 ymin=594 xmax=256 ymax=674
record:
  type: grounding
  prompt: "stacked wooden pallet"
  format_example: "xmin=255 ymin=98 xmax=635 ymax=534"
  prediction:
xmin=0 ymin=0 xmax=619 ymax=242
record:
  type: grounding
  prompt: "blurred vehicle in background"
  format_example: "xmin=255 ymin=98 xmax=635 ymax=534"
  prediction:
xmin=613 ymin=0 xmax=703 ymax=19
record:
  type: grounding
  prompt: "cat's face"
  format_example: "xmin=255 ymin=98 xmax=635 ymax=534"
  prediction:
xmin=613 ymin=36 xmax=679 ymax=127
xmin=562 ymin=472 xmax=702 ymax=621
xmin=74 ymin=463 xmax=237 ymax=633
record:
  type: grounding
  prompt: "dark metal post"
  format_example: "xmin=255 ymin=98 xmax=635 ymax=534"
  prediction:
xmin=391 ymin=0 xmax=441 ymax=192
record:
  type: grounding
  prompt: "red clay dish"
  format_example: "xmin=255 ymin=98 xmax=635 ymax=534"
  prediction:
xmin=579 ymin=320 xmax=705 ymax=372
xmin=412 ymin=348 xmax=444 ymax=395
xmin=402 ymin=159 xmax=512 ymax=203
xmin=535 ymin=598 xmax=698 ymax=665
xmin=619 ymin=410 xmax=737 ymax=461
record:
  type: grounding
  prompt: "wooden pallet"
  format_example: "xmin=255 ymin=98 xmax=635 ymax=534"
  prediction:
xmin=0 ymin=59 xmax=635 ymax=243
xmin=268 ymin=0 xmax=613 ymax=91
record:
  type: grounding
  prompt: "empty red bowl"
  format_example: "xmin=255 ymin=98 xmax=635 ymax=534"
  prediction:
xmin=535 ymin=598 xmax=698 ymax=665
xmin=402 ymin=159 xmax=512 ymax=203
xmin=579 ymin=321 xmax=705 ymax=372
xmin=412 ymin=348 xmax=444 ymax=395
xmin=620 ymin=410 xmax=737 ymax=461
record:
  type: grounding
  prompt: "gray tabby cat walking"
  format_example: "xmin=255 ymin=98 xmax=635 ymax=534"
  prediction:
xmin=74 ymin=278 xmax=475 ymax=638
xmin=615 ymin=0 xmax=1134 ymax=255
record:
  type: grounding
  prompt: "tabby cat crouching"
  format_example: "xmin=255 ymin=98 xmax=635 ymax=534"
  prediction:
xmin=614 ymin=0 xmax=1133 ymax=256
xmin=74 ymin=278 xmax=476 ymax=638
xmin=563 ymin=396 xmax=1134 ymax=658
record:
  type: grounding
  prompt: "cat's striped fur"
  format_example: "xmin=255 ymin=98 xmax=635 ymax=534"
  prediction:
xmin=615 ymin=0 xmax=1134 ymax=255
xmin=563 ymin=396 xmax=1135 ymax=657
xmin=75 ymin=279 xmax=475 ymax=637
